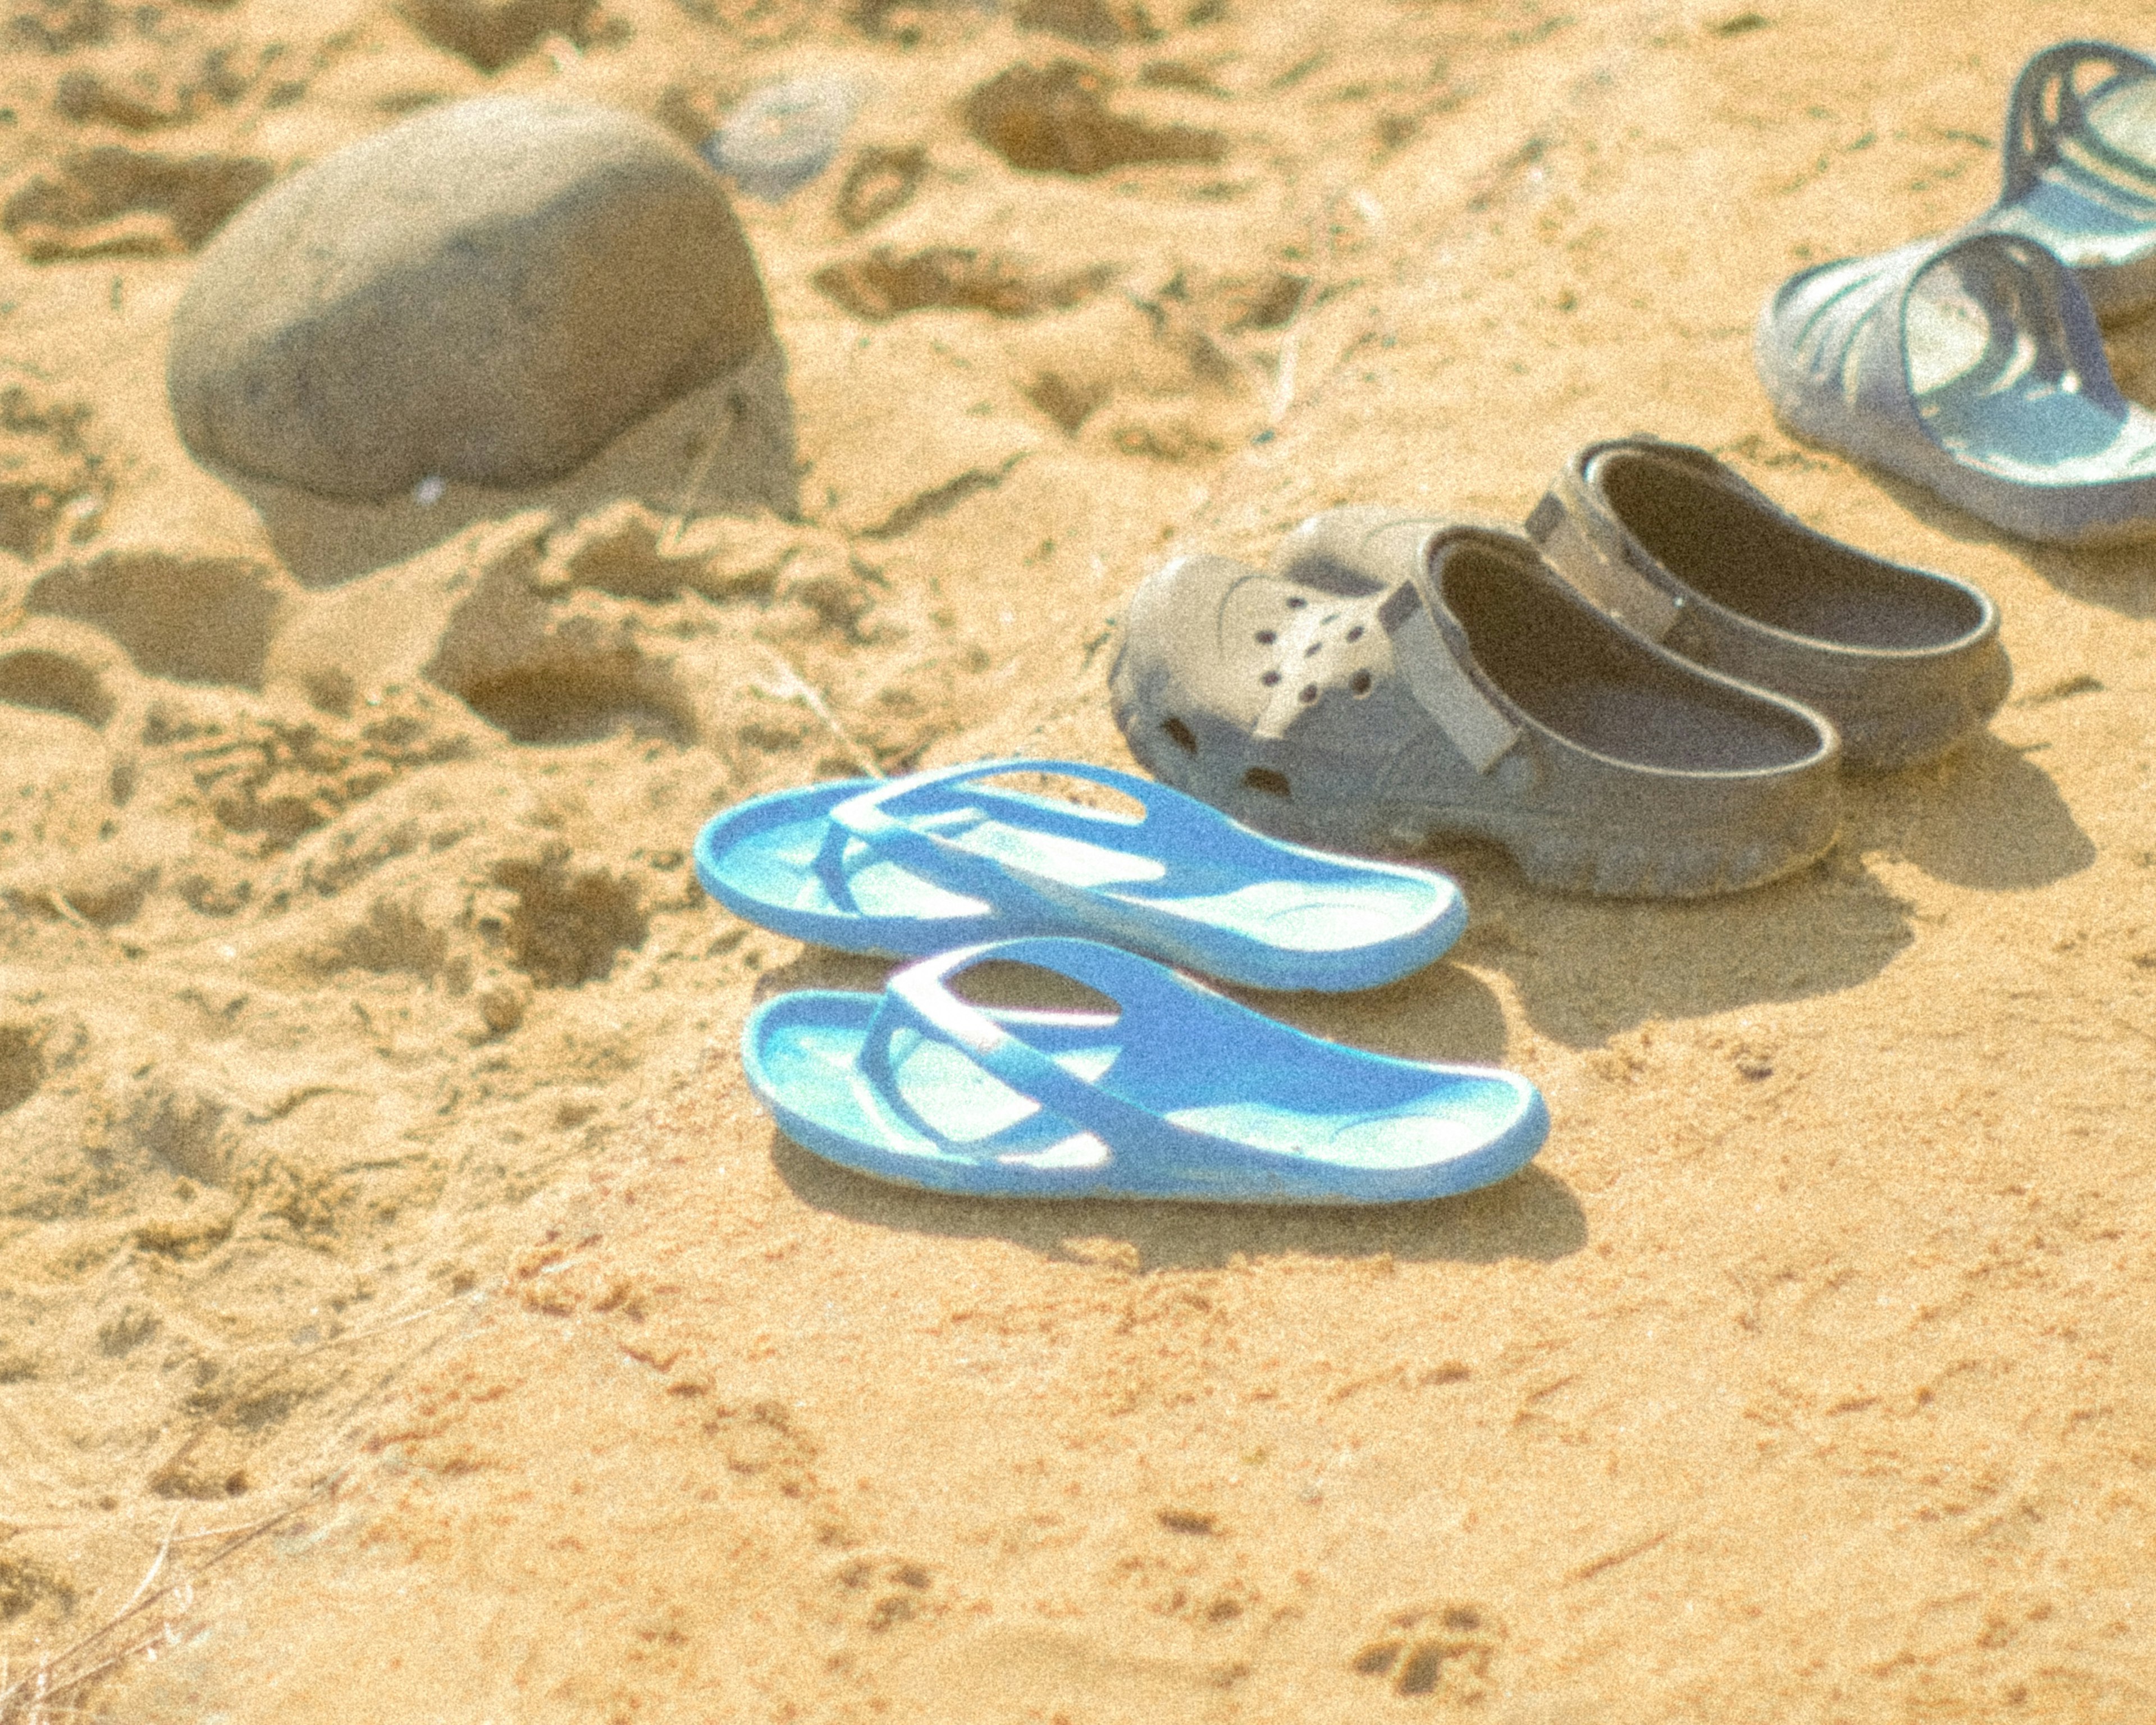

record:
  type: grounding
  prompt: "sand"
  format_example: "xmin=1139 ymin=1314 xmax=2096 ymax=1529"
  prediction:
xmin=0 ymin=0 xmax=2152 ymax=1718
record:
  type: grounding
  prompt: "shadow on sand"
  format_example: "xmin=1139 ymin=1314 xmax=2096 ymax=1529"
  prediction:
xmin=1425 ymin=731 xmax=2091 ymax=1046
xmin=225 ymin=341 xmax=801 ymax=590
xmin=773 ymin=1134 xmax=1586 ymax=1271
xmin=1844 ymin=731 xmax=2094 ymax=891
xmin=1860 ymin=466 xmax=2156 ymax=619
xmin=1429 ymin=837 xmax=1915 ymax=1047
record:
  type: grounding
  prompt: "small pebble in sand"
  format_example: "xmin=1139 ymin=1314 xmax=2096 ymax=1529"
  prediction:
xmin=705 ymin=74 xmax=861 ymax=203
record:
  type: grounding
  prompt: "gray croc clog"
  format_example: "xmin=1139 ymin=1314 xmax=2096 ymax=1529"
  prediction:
xmin=1527 ymin=436 xmax=2011 ymax=770
xmin=1980 ymin=40 xmax=2156 ymax=320
xmin=1755 ymin=229 xmax=2156 ymax=545
xmin=1109 ymin=512 xmax=1842 ymax=899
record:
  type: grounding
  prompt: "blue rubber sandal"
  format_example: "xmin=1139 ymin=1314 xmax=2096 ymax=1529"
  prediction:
xmin=695 ymin=760 xmax=1467 ymax=993
xmin=743 ymin=937 xmax=1549 ymax=1203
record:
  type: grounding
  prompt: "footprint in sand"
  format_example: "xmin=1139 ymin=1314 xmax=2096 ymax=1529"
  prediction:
xmin=396 ymin=0 xmax=599 ymax=72
xmin=0 ymin=1020 xmax=46 ymax=1113
xmin=963 ymin=59 xmax=1225 ymax=176
xmin=1 ymin=147 xmax=272 ymax=259
xmin=421 ymin=532 xmax=703 ymax=748
xmin=53 ymin=43 xmax=280 ymax=132
xmin=834 ymin=143 xmax=928 ymax=232
xmin=1351 ymin=1603 xmax=1503 ymax=1704
xmin=0 ymin=647 xmax=114 ymax=728
xmin=5 ymin=0 xmax=123 ymax=53
xmin=0 ymin=1549 xmax=73 ymax=1626
xmin=814 ymin=244 xmax=1114 ymax=320
xmin=487 ymin=850 xmax=651 ymax=989
xmin=28 ymin=551 xmax=286 ymax=688
xmin=0 ymin=378 xmax=106 ymax=559
xmin=1014 ymin=0 xmax=1162 ymax=48
xmin=829 ymin=1551 xmax=939 ymax=1633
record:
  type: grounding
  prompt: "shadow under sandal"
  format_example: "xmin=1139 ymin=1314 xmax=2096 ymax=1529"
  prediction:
xmin=1528 ymin=436 xmax=2011 ymax=769
xmin=1110 ymin=514 xmax=1841 ymax=898
xmin=742 ymin=937 xmax=1550 ymax=1203
xmin=1981 ymin=40 xmax=2156 ymax=319
xmin=1755 ymin=230 xmax=2156 ymax=545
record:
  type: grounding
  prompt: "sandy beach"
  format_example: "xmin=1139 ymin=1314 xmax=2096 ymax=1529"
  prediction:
xmin=1 ymin=0 xmax=2152 ymax=1718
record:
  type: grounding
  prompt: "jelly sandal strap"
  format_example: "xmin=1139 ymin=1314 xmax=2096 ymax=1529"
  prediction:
xmin=2001 ymin=39 xmax=2156 ymax=207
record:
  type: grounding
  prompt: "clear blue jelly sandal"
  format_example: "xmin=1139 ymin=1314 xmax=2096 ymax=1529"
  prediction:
xmin=1982 ymin=40 xmax=2156 ymax=319
xmin=742 ymin=937 xmax=1549 ymax=1203
xmin=1756 ymin=230 xmax=2156 ymax=545
xmin=694 ymin=760 xmax=1467 ymax=993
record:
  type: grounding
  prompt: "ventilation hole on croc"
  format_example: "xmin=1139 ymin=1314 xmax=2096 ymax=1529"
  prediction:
xmin=1299 ymin=683 xmax=1318 ymax=703
xmin=1161 ymin=715 xmax=1197 ymax=754
xmin=1304 ymin=641 xmax=1323 ymax=657
xmin=1243 ymin=767 xmax=1291 ymax=798
xmin=1284 ymin=596 xmax=1307 ymax=609
xmin=1260 ymin=669 xmax=1281 ymax=686
xmin=1346 ymin=624 xmax=1365 ymax=642
xmin=1254 ymin=629 xmax=1276 ymax=645
xmin=1350 ymin=669 xmax=1373 ymax=696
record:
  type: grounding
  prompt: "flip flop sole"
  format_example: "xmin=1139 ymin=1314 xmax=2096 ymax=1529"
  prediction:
xmin=744 ymin=988 xmax=1550 ymax=1205
xmin=697 ymin=764 xmax=1468 ymax=989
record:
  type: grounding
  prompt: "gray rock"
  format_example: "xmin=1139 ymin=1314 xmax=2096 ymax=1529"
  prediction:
xmin=167 ymin=95 xmax=774 ymax=501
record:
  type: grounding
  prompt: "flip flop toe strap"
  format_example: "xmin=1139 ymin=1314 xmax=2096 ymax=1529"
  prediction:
xmin=857 ymin=939 xmax=1251 ymax=1180
xmin=810 ymin=815 xmax=869 ymax=914
xmin=829 ymin=760 xmax=1213 ymax=920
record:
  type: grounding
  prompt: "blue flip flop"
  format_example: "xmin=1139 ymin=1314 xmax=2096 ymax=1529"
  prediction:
xmin=743 ymin=937 xmax=1549 ymax=1203
xmin=694 ymin=759 xmax=1467 ymax=993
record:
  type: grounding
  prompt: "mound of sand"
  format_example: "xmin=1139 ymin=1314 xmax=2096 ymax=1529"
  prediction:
xmin=1 ymin=1 xmax=2152 ymax=1721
